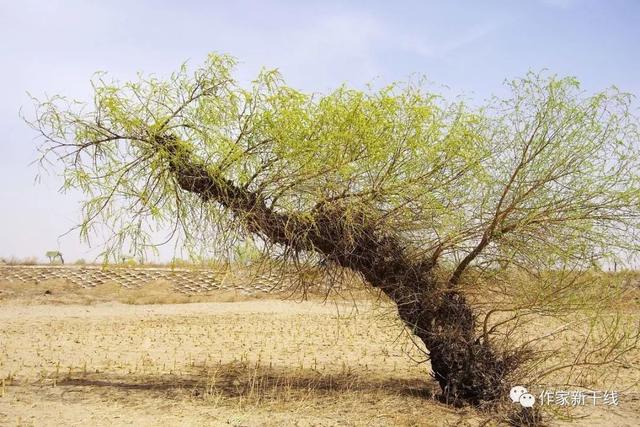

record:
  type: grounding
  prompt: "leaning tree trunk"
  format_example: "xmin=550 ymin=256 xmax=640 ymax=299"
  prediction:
xmin=162 ymin=135 xmax=514 ymax=404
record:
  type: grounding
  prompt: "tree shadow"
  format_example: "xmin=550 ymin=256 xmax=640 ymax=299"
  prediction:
xmin=56 ymin=362 xmax=437 ymax=401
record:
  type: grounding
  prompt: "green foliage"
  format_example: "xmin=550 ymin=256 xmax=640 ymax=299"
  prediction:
xmin=29 ymin=54 xmax=640 ymax=276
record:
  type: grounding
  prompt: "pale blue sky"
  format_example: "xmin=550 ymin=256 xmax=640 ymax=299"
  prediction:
xmin=1 ymin=0 xmax=638 ymax=262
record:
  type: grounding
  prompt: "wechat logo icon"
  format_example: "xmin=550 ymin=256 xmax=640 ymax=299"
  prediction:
xmin=510 ymin=386 xmax=536 ymax=408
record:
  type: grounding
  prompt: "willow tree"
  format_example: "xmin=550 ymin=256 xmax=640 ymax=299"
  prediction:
xmin=30 ymin=54 xmax=640 ymax=405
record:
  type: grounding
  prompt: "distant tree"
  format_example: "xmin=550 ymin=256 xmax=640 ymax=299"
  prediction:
xmin=45 ymin=251 xmax=64 ymax=264
xmin=29 ymin=55 xmax=640 ymax=405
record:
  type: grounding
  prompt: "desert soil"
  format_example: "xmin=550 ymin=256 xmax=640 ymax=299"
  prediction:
xmin=0 ymin=280 xmax=638 ymax=426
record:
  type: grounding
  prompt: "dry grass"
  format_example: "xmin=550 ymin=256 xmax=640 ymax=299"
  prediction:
xmin=0 ymin=278 xmax=639 ymax=426
xmin=0 ymin=256 xmax=39 ymax=266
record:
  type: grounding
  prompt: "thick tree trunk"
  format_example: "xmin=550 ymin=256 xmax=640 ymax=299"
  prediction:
xmin=308 ymin=203 xmax=511 ymax=404
xmin=163 ymin=136 xmax=513 ymax=404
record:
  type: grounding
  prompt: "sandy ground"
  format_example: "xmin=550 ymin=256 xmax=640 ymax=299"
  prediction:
xmin=0 ymin=281 xmax=639 ymax=426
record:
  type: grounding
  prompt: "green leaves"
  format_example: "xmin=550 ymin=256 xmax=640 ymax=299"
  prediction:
xmin=28 ymin=55 xmax=640 ymax=269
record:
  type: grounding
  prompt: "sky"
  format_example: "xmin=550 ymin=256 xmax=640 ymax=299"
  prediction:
xmin=1 ymin=0 xmax=639 ymax=263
